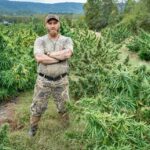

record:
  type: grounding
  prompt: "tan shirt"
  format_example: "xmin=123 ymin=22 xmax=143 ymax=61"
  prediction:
xmin=34 ymin=34 xmax=73 ymax=77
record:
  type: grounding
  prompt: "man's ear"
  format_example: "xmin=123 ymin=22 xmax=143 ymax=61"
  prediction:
xmin=58 ymin=22 xmax=60 ymax=32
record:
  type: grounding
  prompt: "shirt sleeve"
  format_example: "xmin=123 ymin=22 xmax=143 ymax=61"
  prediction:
xmin=64 ymin=37 xmax=73 ymax=52
xmin=34 ymin=37 xmax=45 ymax=55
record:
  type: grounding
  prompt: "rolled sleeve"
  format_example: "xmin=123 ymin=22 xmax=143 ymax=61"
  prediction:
xmin=34 ymin=38 xmax=44 ymax=56
xmin=64 ymin=37 xmax=73 ymax=53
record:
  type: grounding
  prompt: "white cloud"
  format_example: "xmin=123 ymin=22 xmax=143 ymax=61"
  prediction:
xmin=9 ymin=0 xmax=87 ymax=3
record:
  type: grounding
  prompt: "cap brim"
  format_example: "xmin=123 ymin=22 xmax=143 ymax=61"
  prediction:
xmin=47 ymin=18 xmax=59 ymax=22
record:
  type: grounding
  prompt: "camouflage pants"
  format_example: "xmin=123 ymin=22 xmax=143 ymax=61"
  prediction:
xmin=30 ymin=74 xmax=70 ymax=117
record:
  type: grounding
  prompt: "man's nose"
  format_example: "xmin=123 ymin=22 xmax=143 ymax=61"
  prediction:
xmin=51 ymin=23 xmax=55 ymax=27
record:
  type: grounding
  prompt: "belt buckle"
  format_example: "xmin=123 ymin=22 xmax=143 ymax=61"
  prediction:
xmin=60 ymin=75 xmax=63 ymax=79
xmin=43 ymin=74 xmax=46 ymax=78
xmin=60 ymin=74 xmax=65 ymax=79
xmin=43 ymin=74 xmax=47 ymax=79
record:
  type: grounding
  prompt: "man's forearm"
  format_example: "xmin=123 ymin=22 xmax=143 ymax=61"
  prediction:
xmin=41 ymin=59 xmax=59 ymax=64
xmin=35 ymin=54 xmax=59 ymax=64
xmin=48 ymin=49 xmax=73 ymax=61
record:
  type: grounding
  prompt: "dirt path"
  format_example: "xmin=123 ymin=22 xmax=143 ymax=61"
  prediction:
xmin=0 ymin=102 xmax=17 ymax=129
xmin=119 ymin=44 xmax=150 ymax=67
xmin=0 ymin=97 xmax=23 ymax=130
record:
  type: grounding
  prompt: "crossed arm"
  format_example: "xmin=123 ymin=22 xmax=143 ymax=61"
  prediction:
xmin=35 ymin=49 xmax=73 ymax=64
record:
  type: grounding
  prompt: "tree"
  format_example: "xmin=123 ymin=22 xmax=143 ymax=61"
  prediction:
xmin=84 ymin=0 xmax=118 ymax=31
xmin=120 ymin=0 xmax=150 ymax=31
xmin=124 ymin=0 xmax=136 ymax=14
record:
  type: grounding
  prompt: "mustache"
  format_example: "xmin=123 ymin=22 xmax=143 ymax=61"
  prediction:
xmin=48 ymin=29 xmax=59 ymax=32
xmin=51 ymin=28 xmax=57 ymax=30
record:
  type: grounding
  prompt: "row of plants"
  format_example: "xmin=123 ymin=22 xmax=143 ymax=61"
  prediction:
xmin=101 ymin=25 xmax=132 ymax=44
xmin=64 ymin=25 xmax=150 ymax=149
xmin=0 ymin=23 xmax=37 ymax=100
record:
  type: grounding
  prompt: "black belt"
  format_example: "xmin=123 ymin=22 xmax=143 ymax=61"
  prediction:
xmin=39 ymin=73 xmax=67 ymax=81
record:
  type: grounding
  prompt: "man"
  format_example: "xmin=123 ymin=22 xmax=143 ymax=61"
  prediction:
xmin=29 ymin=14 xmax=73 ymax=137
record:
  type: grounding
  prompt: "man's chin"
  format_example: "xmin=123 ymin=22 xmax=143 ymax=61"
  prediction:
xmin=49 ymin=31 xmax=58 ymax=37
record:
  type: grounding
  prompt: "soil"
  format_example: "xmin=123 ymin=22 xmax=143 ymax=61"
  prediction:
xmin=0 ymin=97 xmax=22 ymax=130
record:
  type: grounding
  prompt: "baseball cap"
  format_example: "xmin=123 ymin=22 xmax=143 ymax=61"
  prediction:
xmin=45 ymin=14 xmax=60 ymax=23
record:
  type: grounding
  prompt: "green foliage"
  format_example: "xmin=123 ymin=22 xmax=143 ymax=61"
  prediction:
xmin=62 ymin=21 xmax=150 ymax=149
xmin=83 ymin=0 xmax=149 ymax=32
xmin=101 ymin=25 xmax=132 ymax=44
xmin=0 ymin=124 xmax=11 ymax=150
xmin=84 ymin=0 xmax=118 ymax=31
xmin=68 ymin=97 xmax=150 ymax=149
xmin=126 ymin=38 xmax=140 ymax=52
xmin=67 ymin=64 xmax=150 ymax=149
xmin=68 ymin=28 xmax=119 ymax=99
xmin=139 ymin=50 xmax=150 ymax=61
xmin=120 ymin=0 xmax=150 ymax=32
xmin=127 ymin=29 xmax=150 ymax=61
xmin=124 ymin=0 xmax=136 ymax=14
xmin=60 ymin=19 xmax=74 ymax=37
xmin=0 ymin=23 xmax=37 ymax=100
xmin=71 ymin=15 xmax=88 ymax=29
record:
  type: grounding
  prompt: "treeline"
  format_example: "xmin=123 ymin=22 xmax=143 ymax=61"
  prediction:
xmin=0 ymin=14 xmax=82 ymax=25
xmin=84 ymin=0 xmax=150 ymax=32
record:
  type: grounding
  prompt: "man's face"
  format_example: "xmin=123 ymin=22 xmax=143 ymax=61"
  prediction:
xmin=46 ymin=19 xmax=60 ymax=36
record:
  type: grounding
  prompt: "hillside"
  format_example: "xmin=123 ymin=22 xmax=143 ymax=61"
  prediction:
xmin=0 ymin=0 xmax=84 ymax=15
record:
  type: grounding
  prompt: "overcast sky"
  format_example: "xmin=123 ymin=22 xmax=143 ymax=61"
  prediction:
xmin=9 ymin=0 xmax=87 ymax=3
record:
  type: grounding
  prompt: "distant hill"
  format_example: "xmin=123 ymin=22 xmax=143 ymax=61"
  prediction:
xmin=0 ymin=0 xmax=84 ymax=15
xmin=0 ymin=0 xmax=125 ymax=15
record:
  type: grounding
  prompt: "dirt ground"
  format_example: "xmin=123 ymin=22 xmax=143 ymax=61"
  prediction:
xmin=0 ymin=97 xmax=23 ymax=130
